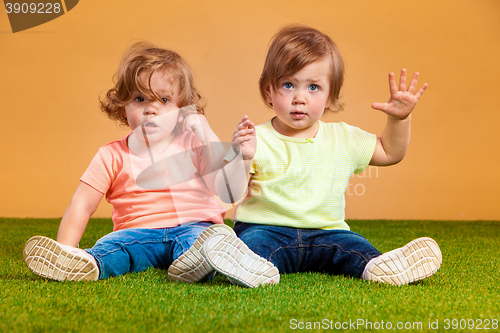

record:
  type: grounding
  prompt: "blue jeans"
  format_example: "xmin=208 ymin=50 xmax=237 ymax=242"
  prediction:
xmin=234 ymin=222 xmax=381 ymax=278
xmin=85 ymin=222 xmax=211 ymax=280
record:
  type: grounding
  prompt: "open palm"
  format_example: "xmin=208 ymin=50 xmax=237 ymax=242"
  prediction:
xmin=372 ymin=69 xmax=428 ymax=120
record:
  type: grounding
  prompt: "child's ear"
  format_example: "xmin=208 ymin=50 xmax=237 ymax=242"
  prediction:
xmin=264 ymin=85 xmax=273 ymax=105
xmin=325 ymin=98 xmax=331 ymax=110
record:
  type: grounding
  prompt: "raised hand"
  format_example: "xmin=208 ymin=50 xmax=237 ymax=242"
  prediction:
xmin=371 ymin=69 xmax=428 ymax=120
xmin=182 ymin=114 xmax=215 ymax=144
xmin=232 ymin=115 xmax=256 ymax=160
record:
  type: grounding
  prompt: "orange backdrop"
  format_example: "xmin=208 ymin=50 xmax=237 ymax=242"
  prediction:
xmin=1 ymin=0 xmax=499 ymax=220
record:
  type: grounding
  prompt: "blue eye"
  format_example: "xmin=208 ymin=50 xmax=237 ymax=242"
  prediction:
xmin=134 ymin=96 xmax=145 ymax=102
xmin=283 ymin=82 xmax=293 ymax=89
xmin=309 ymin=84 xmax=319 ymax=91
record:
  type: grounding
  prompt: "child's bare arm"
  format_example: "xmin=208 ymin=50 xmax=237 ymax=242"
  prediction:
xmin=56 ymin=182 xmax=104 ymax=247
xmin=370 ymin=69 xmax=428 ymax=166
xmin=183 ymin=114 xmax=227 ymax=194
xmin=215 ymin=116 xmax=256 ymax=203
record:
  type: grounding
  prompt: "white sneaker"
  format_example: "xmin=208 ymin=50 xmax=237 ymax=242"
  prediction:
xmin=168 ymin=223 xmax=236 ymax=283
xmin=202 ymin=233 xmax=280 ymax=288
xmin=363 ymin=237 xmax=442 ymax=285
xmin=23 ymin=236 xmax=99 ymax=281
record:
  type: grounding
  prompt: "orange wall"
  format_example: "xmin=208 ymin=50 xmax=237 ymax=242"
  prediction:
xmin=1 ymin=0 xmax=499 ymax=220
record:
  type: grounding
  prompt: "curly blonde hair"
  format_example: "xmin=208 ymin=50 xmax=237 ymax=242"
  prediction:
xmin=100 ymin=41 xmax=205 ymax=127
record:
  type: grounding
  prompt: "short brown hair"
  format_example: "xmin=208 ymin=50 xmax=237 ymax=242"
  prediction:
xmin=100 ymin=41 xmax=205 ymax=127
xmin=259 ymin=25 xmax=344 ymax=112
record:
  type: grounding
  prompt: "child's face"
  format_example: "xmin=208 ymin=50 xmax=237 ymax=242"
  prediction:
xmin=125 ymin=70 xmax=181 ymax=143
xmin=265 ymin=58 xmax=331 ymax=138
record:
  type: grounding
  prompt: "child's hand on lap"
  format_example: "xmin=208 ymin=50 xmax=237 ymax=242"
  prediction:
xmin=232 ymin=115 xmax=256 ymax=160
xmin=371 ymin=68 xmax=428 ymax=120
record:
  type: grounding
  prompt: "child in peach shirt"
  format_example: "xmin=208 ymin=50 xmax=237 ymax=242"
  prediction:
xmin=23 ymin=42 xmax=279 ymax=287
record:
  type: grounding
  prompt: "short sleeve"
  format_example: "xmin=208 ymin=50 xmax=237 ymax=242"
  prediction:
xmin=342 ymin=123 xmax=377 ymax=174
xmin=80 ymin=147 xmax=115 ymax=194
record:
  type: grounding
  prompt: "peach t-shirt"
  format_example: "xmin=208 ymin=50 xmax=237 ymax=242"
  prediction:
xmin=81 ymin=132 xmax=225 ymax=231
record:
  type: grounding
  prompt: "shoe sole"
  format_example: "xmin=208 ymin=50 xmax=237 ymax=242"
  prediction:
xmin=202 ymin=233 xmax=280 ymax=288
xmin=168 ymin=223 xmax=236 ymax=283
xmin=23 ymin=236 xmax=99 ymax=281
xmin=365 ymin=237 xmax=442 ymax=285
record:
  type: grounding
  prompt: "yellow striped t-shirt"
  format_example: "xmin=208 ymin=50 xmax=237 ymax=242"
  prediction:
xmin=233 ymin=119 xmax=377 ymax=230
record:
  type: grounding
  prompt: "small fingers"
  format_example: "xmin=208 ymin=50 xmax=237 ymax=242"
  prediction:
xmin=234 ymin=116 xmax=254 ymax=133
xmin=388 ymin=72 xmax=398 ymax=95
xmin=182 ymin=114 xmax=198 ymax=132
xmin=183 ymin=119 xmax=193 ymax=132
xmin=233 ymin=128 xmax=255 ymax=140
xmin=398 ymin=68 xmax=407 ymax=92
xmin=414 ymin=82 xmax=428 ymax=99
xmin=238 ymin=115 xmax=249 ymax=126
xmin=233 ymin=134 xmax=253 ymax=147
xmin=392 ymin=69 xmax=427 ymax=97
xmin=408 ymin=71 xmax=420 ymax=94
xmin=233 ymin=123 xmax=248 ymax=136
xmin=239 ymin=120 xmax=252 ymax=129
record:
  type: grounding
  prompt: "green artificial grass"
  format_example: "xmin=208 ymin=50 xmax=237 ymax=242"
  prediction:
xmin=1 ymin=218 xmax=498 ymax=332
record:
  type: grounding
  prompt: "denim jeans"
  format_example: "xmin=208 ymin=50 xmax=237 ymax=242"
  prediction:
xmin=234 ymin=222 xmax=381 ymax=278
xmin=85 ymin=222 xmax=211 ymax=280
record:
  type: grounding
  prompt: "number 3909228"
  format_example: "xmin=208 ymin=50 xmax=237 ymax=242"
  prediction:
xmin=5 ymin=3 xmax=62 ymax=14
